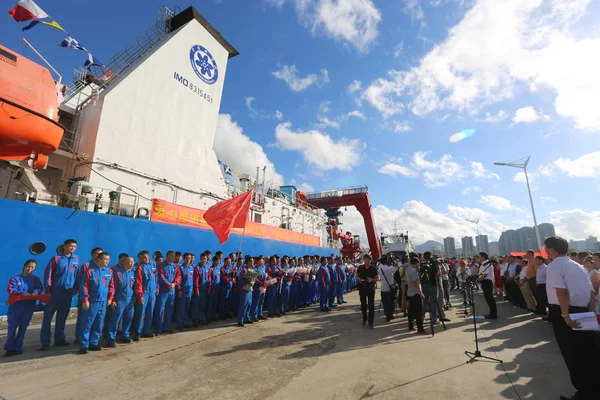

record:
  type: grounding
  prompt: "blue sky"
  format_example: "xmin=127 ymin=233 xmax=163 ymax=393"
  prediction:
xmin=2 ymin=0 xmax=599 ymax=244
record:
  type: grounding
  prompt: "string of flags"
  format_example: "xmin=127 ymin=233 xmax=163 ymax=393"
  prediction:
xmin=217 ymin=160 xmax=239 ymax=176
xmin=8 ymin=0 xmax=105 ymax=70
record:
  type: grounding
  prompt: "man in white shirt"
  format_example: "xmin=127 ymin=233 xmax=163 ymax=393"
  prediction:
xmin=533 ymin=256 xmax=548 ymax=316
xmin=477 ymin=252 xmax=497 ymax=319
xmin=378 ymin=255 xmax=397 ymax=323
xmin=544 ymin=236 xmax=599 ymax=400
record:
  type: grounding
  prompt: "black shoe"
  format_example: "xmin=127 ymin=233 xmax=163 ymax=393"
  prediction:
xmin=237 ymin=322 xmax=245 ymax=327
xmin=3 ymin=350 xmax=15 ymax=357
xmin=408 ymin=327 xmax=415 ymax=332
xmin=417 ymin=330 xmax=428 ymax=335
xmin=184 ymin=324 xmax=193 ymax=329
xmin=246 ymin=319 xmax=254 ymax=324
xmin=442 ymin=318 xmax=451 ymax=322
xmin=342 ymin=300 xmax=348 ymax=303
xmin=79 ymin=347 xmax=89 ymax=355
xmin=484 ymin=314 xmax=498 ymax=319
xmin=258 ymin=316 xmax=267 ymax=320
xmin=40 ymin=344 xmax=50 ymax=351
xmin=132 ymin=336 xmax=141 ymax=342
xmin=89 ymin=345 xmax=102 ymax=351
xmin=54 ymin=340 xmax=70 ymax=347
xmin=106 ymin=340 xmax=116 ymax=348
xmin=120 ymin=337 xmax=132 ymax=344
xmin=141 ymin=333 xmax=154 ymax=338
xmin=163 ymin=330 xmax=174 ymax=335
xmin=192 ymin=322 xmax=198 ymax=328
xmin=252 ymin=317 xmax=259 ymax=322
xmin=14 ymin=349 xmax=23 ymax=355
xmin=154 ymin=332 xmax=162 ymax=337
xmin=559 ymin=394 xmax=580 ymax=400
xmin=176 ymin=326 xmax=184 ymax=332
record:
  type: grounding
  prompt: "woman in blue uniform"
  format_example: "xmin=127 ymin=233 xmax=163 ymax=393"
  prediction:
xmin=4 ymin=260 xmax=44 ymax=357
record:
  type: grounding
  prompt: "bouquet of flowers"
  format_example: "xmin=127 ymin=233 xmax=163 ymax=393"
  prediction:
xmin=242 ymin=269 xmax=259 ymax=292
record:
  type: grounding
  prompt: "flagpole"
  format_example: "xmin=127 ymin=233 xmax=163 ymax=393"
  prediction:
xmin=21 ymin=38 xmax=62 ymax=83
xmin=237 ymin=225 xmax=248 ymax=256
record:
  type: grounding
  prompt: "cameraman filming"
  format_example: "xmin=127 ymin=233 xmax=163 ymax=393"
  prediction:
xmin=357 ymin=254 xmax=378 ymax=329
xmin=420 ymin=252 xmax=441 ymax=325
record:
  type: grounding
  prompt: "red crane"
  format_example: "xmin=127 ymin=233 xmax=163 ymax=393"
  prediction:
xmin=306 ymin=186 xmax=382 ymax=260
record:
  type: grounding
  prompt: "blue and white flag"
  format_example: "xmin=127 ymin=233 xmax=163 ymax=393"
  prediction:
xmin=217 ymin=160 xmax=233 ymax=176
xmin=59 ymin=35 xmax=86 ymax=51
xmin=84 ymin=52 xmax=104 ymax=69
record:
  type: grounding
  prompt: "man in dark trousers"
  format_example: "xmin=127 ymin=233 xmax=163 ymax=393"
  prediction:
xmin=545 ymin=236 xmax=600 ymax=400
xmin=477 ymin=252 xmax=497 ymax=319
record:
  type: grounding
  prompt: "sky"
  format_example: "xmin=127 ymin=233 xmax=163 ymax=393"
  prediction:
xmin=2 ymin=0 xmax=600 ymax=246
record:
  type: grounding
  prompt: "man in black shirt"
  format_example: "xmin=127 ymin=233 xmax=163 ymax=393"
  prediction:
xmin=419 ymin=252 xmax=440 ymax=325
xmin=357 ymin=254 xmax=378 ymax=329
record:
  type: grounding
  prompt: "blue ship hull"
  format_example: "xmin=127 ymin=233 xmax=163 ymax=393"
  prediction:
xmin=0 ymin=198 xmax=336 ymax=316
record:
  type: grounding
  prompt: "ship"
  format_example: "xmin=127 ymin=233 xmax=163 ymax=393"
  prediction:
xmin=0 ymin=6 xmax=382 ymax=316
xmin=380 ymin=223 xmax=414 ymax=260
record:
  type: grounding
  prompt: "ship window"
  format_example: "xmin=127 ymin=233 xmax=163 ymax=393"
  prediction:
xmin=0 ymin=48 xmax=17 ymax=63
xmin=254 ymin=214 xmax=262 ymax=223
xmin=29 ymin=242 xmax=47 ymax=255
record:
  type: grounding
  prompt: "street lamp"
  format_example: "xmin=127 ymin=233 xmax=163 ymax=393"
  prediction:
xmin=493 ymin=156 xmax=542 ymax=250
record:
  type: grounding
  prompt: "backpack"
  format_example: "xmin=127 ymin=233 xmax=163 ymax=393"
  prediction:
xmin=419 ymin=259 xmax=437 ymax=286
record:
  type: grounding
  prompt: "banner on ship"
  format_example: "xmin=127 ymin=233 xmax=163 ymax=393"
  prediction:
xmin=151 ymin=199 xmax=321 ymax=247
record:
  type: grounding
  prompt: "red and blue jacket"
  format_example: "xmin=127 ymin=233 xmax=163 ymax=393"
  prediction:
xmin=336 ymin=263 xmax=346 ymax=283
xmin=44 ymin=254 xmax=80 ymax=293
xmin=112 ymin=266 xmax=136 ymax=304
xmin=135 ymin=262 xmax=157 ymax=298
xmin=7 ymin=274 xmax=43 ymax=296
xmin=220 ymin=264 xmax=234 ymax=288
xmin=252 ymin=266 xmax=267 ymax=293
xmin=156 ymin=262 xmax=181 ymax=294
xmin=80 ymin=266 xmax=114 ymax=304
xmin=209 ymin=265 xmax=221 ymax=288
xmin=194 ymin=263 xmax=211 ymax=295
xmin=76 ymin=260 xmax=97 ymax=290
xmin=177 ymin=263 xmax=194 ymax=295
xmin=319 ymin=264 xmax=331 ymax=286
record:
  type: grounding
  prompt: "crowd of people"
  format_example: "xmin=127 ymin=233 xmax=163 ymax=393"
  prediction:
xmin=3 ymin=238 xmax=361 ymax=357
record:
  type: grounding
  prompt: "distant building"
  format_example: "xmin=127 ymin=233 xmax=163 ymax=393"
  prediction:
xmin=444 ymin=237 xmax=456 ymax=257
xmin=499 ymin=223 xmax=556 ymax=254
xmin=476 ymin=235 xmax=489 ymax=254
xmin=488 ymin=241 xmax=500 ymax=256
xmin=569 ymin=236 xmax=599 ymax=251
xmin=538 ymin=223 xmax=556 ymax=242
xmin=461 ymin=236 xmax=475 ymax=256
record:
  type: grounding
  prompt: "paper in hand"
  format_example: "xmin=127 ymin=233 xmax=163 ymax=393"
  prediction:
xmin=569 ymin=312 xmax=600 ymax=331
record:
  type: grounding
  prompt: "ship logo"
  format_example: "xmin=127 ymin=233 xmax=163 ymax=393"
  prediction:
xmin=190 ymin=45 xmax=218 ymax=85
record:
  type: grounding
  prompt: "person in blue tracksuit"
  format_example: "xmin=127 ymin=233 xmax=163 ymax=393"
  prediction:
xmin=175 ymin=253 xmax=194 ymax=330
xmin=279 ymin=257 xmax=291 ymax=314
xmin=219 ymin=257 xmax=234 ymax=318
xmin=40 ymin=238 xmax=80 ymax=350
xmin=251 ymin=256 xmax=267 ymax=322
xmin=288 ymin=258 xmax=300 ymax=312
xmin=106 ymin=256 xmax=136 ymax=346
xmin=319 ymin=261 xmax=331 ymax=312
xmin=237 ymin=256 xmax=255 ymax=327
xmin=193 ymin=254 xmax=211 ymax=325
xmin=326 ymin=257 xmax=338 ymax=308
xmin=312 ymin=257 xmax=321 ymax=304
xmin=103 ymin=253 xmax=128 ymax=339
xmin=207 ymin=256 xmax=221 ymax=322
xmin=266 ymin=257 xmax=280 ymax=318
xmin=79 ymin=252 xmax=114 ymax=354
xmin=335 ymin=257 xmax=347 ymax=304
xmin=231 ymin=258 xmax=243 ymax=317
xmin=132 ymin=251 xmax=158 ymax=340
xmin=154 ymin=251 xmax=181 ymax=334
xmin=74 ymin=247 xmax=102 ymax=343
xmin=4 ymin=260 xmax=44 ymax=357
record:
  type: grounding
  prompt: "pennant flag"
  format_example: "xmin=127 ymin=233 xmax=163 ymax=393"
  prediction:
xmin=8 ymin=0 xmax=48 ymax=22
xmin=22 ymin=19 xmax=65 ymax=31
xmin=203 ymin=190 xmax=253 ymax=244
xmin=84 ymin=52 xmax=104 ymax=69
xmin=60 ymin=35 xmax=86 ymax=51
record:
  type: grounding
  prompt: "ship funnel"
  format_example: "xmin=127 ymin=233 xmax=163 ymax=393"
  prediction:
xmin=239 ymin=173 xmax=250 ymax=192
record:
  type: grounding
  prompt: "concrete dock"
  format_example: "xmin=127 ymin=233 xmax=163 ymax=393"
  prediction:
xmin=0 ymin=290 xmax=571 ymax=399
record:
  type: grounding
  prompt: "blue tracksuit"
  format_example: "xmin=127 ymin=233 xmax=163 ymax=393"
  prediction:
xmin=237 ymin=266 xmax=253 ymax=323
xmin=319 ymin=265 xmax=331 ymax=311
xmin=207 ymin=265 xmax=221 ymax=320
xmin=5 ymin=274 xmax=43 ymax=351
xmin=336 ymin=264 xmax=346 ymax=303
xmin=289 ymin=269 xmax=302 ymax=310
xmin=312 ymin=264 xmax=320 ymax=303
xmin=79 ymin=266 xmax=113 ymax=348
xmin=266 ymin=265 xmax=280 ymax=317
xmin=75 ymin=260 xmax=96 ymax=341
xmin=327 ymin=264 xmax=337 ymax=307
xmin=154 ymin=262 xmax=181 ymax=333
xmin=193 ymin=264 xmax=211 ymax=322
xmin=175 ymin=263 xmax=194 ymax=327
xmin=279 ymin=266 xmax=291 ymax=313
xmin=251 ymin=266 xmax=267 ymax=319
xmin=132 ymin=262 xmax=157 ymax=336
xmin=303 ymin=264 xmax=313 ymax=305
xmin=107 ymin=266 xmax=135 ymax=340
xmin=41 ymin=254 xmax=80 ymax=345
xmin=219 ymin=264 xmax=234 ymax=317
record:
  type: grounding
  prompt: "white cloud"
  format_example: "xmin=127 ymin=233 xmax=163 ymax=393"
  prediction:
xmin=551 ymin=209 xmax=600 ymax=240
xmin=342 ymin=200 xmax=507 ymax=245
xmin=480 ymin=194 xmax=522 ymax=211
xmin=380 ymin=152 xmax=499 ymax=188
xmin=214 ymin=114 xmax=284 ymax=186
xmin=272 ymin=64 xmax=329 ymax=92
xmin=462 ymin=185 xmax=482 ymax=195
xmin=297 ymin=182 xmax=314 ymax=192
xmin=393 ymin=121 xmax=412 ymax=133
xmin=274 ymin=122 xmax=363 ymax=171
xmin=267 ymin=0 xmax=382 ymax=52
xmin=318 ymin=101 xmax=331 ymax=114
xmin=348 ymin=110 xmax=366 ymax=120
xmin=245 ymin=96 xmax=255 ymax=110
xmin=539 ymin=152 xmax=600 ymax=178
xmin=394 ymin=41 xmax=404 ymax=58
xmin=379 ymin=163 xmax=419 ymax=177
xmin=540 ymin=195 xmax=556 ymax=203
xmin=348 ymin=80 xmax=362 ymax=93
xmin=479 ymin=110 xmax=508 ymax=123
xmin=316 ymin=116 xmax=341 ymax=129
xmin=511 ymin=106 xmax=550 ymax=127
xmin=403 ymin=0 xmax=426 ymax=27
xmin=275 ymin=110 xmax=283 ymax=120
xmin=359 ymin=0 xmax=600 ymax=131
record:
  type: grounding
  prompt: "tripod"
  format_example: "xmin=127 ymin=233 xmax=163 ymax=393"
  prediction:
xmin=430 ymin=298 xmax=447 ymax=336
xmin=464 ymin=280 xmax=502 ymax=364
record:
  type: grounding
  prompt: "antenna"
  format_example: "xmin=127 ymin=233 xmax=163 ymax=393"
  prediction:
xmin=465 ymin=218 xmax=480 ymax=237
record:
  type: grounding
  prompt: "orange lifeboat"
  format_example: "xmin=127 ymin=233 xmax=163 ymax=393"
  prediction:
xmin=0 ymin=45 xmax=64 ymax=169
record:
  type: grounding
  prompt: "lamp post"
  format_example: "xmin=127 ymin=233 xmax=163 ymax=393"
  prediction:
xmin=493 ymin=156 xmax=542 ymax=250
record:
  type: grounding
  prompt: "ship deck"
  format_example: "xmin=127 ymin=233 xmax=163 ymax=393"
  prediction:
xmin=0 ymin=290 xmax=571 ymax=400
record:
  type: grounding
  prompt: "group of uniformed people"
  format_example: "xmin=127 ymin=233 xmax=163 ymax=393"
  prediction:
xmin=3 ymin=238 xmax=359 ymax=357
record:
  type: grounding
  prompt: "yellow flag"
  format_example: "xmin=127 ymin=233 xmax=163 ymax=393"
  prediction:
xmin=41 ymin=20 xmax=65 ymax=31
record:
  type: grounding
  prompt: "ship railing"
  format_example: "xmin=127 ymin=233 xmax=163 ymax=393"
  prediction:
xmin=264 ymin=188 xmax=321 ymax=215
xmin=306 ymin=185 xmax=368 ymax=200
xmin=58 ymin=185 xmax=140 ymax=218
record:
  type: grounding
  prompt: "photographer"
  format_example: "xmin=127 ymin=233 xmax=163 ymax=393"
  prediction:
xmin=378 ymin=255 xmax=397 ymax=323
xmin=357 ymin=255 xmax=378 ymax=329
xmin=406 ymin=257 xmax=426 ymax=334
xmin=419 ymin=252 xmax=440 ymax=325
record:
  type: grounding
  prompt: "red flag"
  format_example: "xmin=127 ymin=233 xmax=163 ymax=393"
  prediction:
xmin=204 ymin=190 xmax=253 ymax=244
xmin=7 ymin=293 xmax=50 ymax=305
